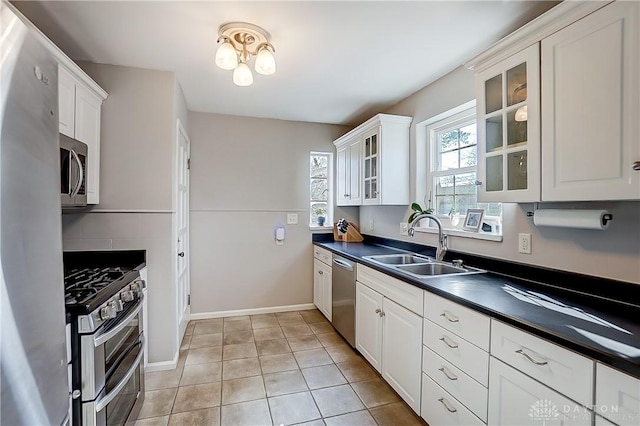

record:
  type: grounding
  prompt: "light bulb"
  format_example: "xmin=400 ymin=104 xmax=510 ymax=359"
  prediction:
xmin=215 ymin=39 xmax=238 ymax=70
xmin=233 ymin=62 xmax=253 ymax=86
xmin=255 ymin=45 xmax=276 ymax=75
xmin=515 ymin=105 xmax=528 ymax=122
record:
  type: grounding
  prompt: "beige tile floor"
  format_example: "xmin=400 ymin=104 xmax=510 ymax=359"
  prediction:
xmin=135 ymin=309 xmax=426 ymax=426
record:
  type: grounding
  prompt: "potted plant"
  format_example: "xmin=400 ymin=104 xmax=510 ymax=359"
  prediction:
xmin=314 ymin=207 xmax=327 ymax=226
xmin=407 ymin=202 xmax=433 ymax=224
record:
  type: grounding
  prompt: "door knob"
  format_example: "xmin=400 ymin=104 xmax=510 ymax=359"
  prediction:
xmin=178 ymin=252 xmax=185 ymax=257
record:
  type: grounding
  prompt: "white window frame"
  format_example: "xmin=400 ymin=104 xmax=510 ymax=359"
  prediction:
xmin=414 ymin=100 xmax=502 ymax=241
xmin=309 ymin=151 xmax=333 ymax=229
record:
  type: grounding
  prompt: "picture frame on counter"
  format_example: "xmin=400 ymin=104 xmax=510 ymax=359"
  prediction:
xmin=464 ymin=208 xmax=484 ymax=232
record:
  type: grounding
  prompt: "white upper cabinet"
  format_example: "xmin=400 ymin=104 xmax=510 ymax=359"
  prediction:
xmin=58 ymin=67 xmax=76 ymax=138
xmin=467 ymin=0 xmax=639 ymax=202
xmin=541 ymin=1 xmax=640 ymax=201
xmin=477 ymin=44 xmax=541 ymax=203
xmin=336 ymin=137 xmax=362 ymax=206
xmin=334 ymin=114 xmax=412 ymax=206
xmin=58 ymin=64 xmax=106 ymax=205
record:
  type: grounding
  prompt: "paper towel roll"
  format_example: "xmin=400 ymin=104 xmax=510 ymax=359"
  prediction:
xmin=532 ymin=209 xmax=611 ymax=230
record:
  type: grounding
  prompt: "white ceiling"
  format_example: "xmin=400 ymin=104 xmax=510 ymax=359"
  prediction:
xmin=13 ymin=1 xmax=558 ymax=126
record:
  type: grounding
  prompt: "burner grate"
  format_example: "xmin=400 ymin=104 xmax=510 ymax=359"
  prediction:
xmin=64 ymin=267 xmax=128 ymax=306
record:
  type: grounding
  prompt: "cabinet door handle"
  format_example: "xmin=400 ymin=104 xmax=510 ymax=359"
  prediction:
xmin=633 ymin=161 xmax=640 ymax=171
xmin=439 ymin=336 xmax=459 ymax=349
xmin=515 ymin=348 xmax=548 ymax=366
xmin=379 ymin=311 xmax=385 ymax=317
xmin=440 ymin=311 xmax=459 ymax=323
xmin=375 ymin=308 xmax=381 ymax=314
xmin=318 ymin=271 xmax=323 ymax=275
xmin=474 ymin=180 xmax=483 ymax=186
xmin=438 ymin=397 xmax=457 ymax=413
xmin=438 ymin=366 xmax=458 ymax=381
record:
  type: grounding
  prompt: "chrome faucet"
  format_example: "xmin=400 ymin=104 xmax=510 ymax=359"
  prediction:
xmin=408 ymin=214 xmax=448 ymax=261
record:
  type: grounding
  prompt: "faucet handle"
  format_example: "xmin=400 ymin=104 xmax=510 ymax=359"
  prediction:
xmin=452 ymin=259 xmax=463 ymax=268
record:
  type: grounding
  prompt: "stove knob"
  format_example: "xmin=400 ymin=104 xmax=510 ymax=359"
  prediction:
xmin=106 ymin=304 xmax=117 ymax=319
xmin=121 ymin=290 xmax=134 ymax=303
xmin=100 ymin=306 xmax=111 ymax=320
xmin=112 ymin=299 xmax=124 ymax=312
xmin=130 ymin=281 xmax=142 ymax=296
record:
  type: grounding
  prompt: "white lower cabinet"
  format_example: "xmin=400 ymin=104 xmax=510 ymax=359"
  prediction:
xmin=596 ymin=363 xmax=640 ymax=426
xmin=423 ymin=346 xmax=488 ymax=422
xmin=355 ymin=281 xmax=422 ymax=413
xmin=355 ymin=282 xmax=383 ymax=372
xmin=312 ymin=258 xmax=332 ymax=321
xmin=381 ymin=297 xmax=422 ymax=412
xmin=488 ymin=357 xmax=593 ymax=425
xmin=422 ymin=373 xmax=485 ymax=426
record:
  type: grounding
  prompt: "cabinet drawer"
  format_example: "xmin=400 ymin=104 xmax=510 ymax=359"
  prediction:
xmin=491 ymin=320 xmax=594 ymax=406
xmin=424 ymin=291 xmax=490 ymax=351
xmin=489 ymin=357 xmax=593 ymax=426
xmin=421 ymin=374 xmax=485 ymax=426
xmin=423 ymin=346 xmax=488 ymax=422
xmin=596 ymin=363 xmax=640 ymax=426
xmin=313 ymin=246 xmax=332 ymax=265
xmin=357 ymin=264 xmax=423 ymax=315
xmin=424 ymin=319 xmax=489 ymax=386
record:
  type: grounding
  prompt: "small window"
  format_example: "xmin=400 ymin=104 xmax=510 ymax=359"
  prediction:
xmin=310 ymin=152 xmax=333 ymax=227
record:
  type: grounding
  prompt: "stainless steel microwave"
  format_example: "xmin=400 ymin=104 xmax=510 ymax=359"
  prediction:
xmin=60 ymin=134 xmax=87 ymax=208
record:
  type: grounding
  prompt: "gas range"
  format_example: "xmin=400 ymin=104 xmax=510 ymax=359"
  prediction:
xmin=62 ymin=251 xmax=146 ymax=426
xmin=64 ymin=266 xmax=144 ymax=333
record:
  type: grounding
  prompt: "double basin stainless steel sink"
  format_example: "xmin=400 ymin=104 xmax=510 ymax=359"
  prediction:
xmin=362 ymin=253 xmax=484 ymax=278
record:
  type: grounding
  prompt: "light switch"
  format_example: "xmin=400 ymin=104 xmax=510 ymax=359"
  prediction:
xmin=287 ymin=214 xmax=298 ymax=225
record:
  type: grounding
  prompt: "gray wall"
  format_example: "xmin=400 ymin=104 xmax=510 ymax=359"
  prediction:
xmin=188 ymin=112 xmax=350 ymax=314
xmin=63 ymin=63 xmax=187 ymax=364
xmin=361 ymin=66 xmax=640 ymax=284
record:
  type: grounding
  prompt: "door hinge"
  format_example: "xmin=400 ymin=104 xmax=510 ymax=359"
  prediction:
xmin=187 ymin=294 xmax=191 ymax=305
xmin=187 ymin=158 xmax=190 ymax=170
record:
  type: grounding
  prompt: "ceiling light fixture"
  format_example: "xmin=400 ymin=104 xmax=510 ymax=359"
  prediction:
xmin=215 ymin=22 xmax=276 ymax=87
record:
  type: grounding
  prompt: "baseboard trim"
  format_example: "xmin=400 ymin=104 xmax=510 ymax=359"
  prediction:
xmin=145 ymin=351 xmax=179 ymax=373
xmin=190 ymin=303 xmax=316 ymax=320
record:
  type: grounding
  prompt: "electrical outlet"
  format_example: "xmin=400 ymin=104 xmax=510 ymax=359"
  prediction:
xmin=400 ymin=223 xmax=408 ymax=235
xmin=369 ymin=219 xmax=374 ymax=232
xmin=518 ymin=233 xmax=531 ymax=254
xmin=287 ymin=214 xmax=298 ymax=225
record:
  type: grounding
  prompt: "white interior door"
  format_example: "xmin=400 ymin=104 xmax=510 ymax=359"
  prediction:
xmin=175 ymin=119 xmax=191 ymax=342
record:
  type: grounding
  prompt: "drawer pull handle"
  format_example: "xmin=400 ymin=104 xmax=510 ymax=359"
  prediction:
xmin=438 ymin=397 xmax=458 ymax=413
xmin=516 ymin=349 xmax=548 ymax=366
xmin=440 ymin=311 xmax=459 ymax=323
xmin=439 ymin=336 xmax=459 ymax=349
xmin=438 ymin=367 xmax=458 ymax=381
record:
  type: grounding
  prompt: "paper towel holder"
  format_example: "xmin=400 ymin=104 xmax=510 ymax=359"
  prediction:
xmin=525 ymin=203 xmax=613 ymax=225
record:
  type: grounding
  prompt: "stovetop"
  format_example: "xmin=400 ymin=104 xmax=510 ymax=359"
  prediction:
xmin=64 ymin=266 xmax=140 ymax=315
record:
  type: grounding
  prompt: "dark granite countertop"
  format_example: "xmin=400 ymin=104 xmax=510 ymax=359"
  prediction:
xmin=314 ymin=238 xmax=640 ymax=379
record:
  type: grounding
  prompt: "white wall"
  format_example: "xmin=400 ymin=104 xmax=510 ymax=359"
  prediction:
xmin=361 ymin=66 xmax=640 ymax=284
xmin=188 ymin=112 xmax=350 ymax=314
xmin=63 ymin=63 xmax=188 ymax=364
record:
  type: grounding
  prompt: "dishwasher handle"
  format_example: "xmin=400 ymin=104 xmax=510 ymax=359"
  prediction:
xmin=333 ymin=258 xmax=354 ymax=272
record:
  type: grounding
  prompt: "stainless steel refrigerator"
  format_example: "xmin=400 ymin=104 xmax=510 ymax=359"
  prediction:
xmin=1 ymin=3 xmax=70 ymax=425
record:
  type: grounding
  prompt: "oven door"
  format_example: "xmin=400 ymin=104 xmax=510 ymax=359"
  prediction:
xmin=82 ymin=336 xmax=144 ymax=426
xmin=80 ymin=299 xmax=144 ymax=401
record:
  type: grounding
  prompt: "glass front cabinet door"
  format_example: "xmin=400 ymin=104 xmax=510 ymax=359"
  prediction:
xmin=363 ymin=128 xmax=380 ymax=204
xmin=476 ymin=43 xmax=540 ymax=203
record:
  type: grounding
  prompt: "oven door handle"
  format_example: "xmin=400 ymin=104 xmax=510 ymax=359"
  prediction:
xmin=94 ymin=338 xmax=144 ymax=413
xmin=94 ymin=300 xmax=143 ymax=347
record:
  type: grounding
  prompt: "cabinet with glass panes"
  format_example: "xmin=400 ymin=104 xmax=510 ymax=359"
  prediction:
xmin=476 ymin=43 xmax=540 ymax=203
xmin=333 ymin=114 xmax=412 ymax=206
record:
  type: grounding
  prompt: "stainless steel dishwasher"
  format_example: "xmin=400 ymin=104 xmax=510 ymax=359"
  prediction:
xmin=331 ymin=254 xmax=356 ymax=347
